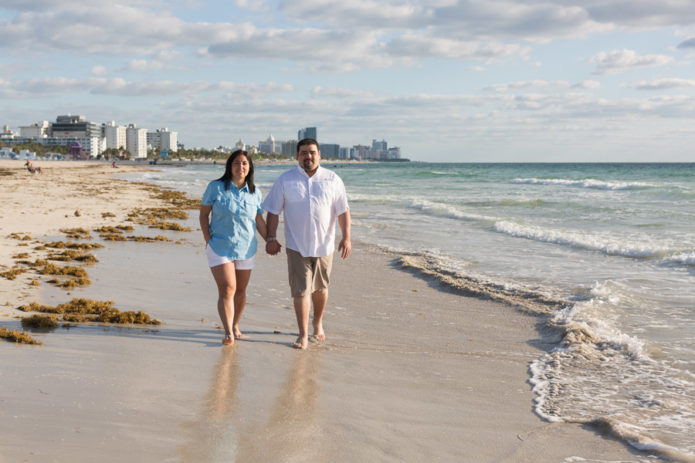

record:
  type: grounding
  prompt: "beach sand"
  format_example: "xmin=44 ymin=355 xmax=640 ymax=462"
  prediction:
xmin=0 ymin=160 xmax=657 ymax=462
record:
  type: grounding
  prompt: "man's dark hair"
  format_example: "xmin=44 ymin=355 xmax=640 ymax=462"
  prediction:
xmin=297 ymin=138 xmax=319 ymax=153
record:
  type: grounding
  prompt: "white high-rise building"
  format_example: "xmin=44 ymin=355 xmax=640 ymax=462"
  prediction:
xmin=104 ymin=121 xmax=127 ymax=150
xmin=126 ymin=124 xmax=148 ymax=158
xmin=19 ymin=121 xmax=50 ymax=138
xmin=147 ymin=128 xmax=178 ymax=153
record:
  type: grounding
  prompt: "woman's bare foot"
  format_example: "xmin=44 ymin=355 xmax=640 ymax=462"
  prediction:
xmin=293 ymin=336 xmax=308 ymax=349
xmin=233 ymin=328 xmax=246 ymax=339
xmin=222 ymin=333 xmax=234 ymax=346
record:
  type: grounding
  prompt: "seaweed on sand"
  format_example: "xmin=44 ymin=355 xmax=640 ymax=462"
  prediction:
xmin=0 ymin=328 xmax=42 ymax=345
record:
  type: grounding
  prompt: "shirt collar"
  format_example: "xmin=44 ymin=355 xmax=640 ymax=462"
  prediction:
xmin=296 ymin=164 xmax=321 ymax=179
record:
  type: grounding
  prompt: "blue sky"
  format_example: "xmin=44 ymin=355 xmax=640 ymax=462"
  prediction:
xmin=1 ymin=0 xmax=695 ymax=162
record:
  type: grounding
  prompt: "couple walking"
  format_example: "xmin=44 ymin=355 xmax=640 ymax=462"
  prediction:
xmin=199 ymin=138 xmax=351 ymax=349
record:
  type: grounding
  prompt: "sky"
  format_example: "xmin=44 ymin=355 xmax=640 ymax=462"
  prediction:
xmin=1 ymin=0 xmax=695 ymax=162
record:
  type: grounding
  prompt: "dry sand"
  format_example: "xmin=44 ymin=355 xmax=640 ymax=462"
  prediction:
xmin=0 ymin=159 xmax=658 ymax=462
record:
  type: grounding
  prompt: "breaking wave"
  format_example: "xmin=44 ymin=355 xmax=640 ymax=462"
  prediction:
xmin=512 ymin=178 xmax=655 ymax=190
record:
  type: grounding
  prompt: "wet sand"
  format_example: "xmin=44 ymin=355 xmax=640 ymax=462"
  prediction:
xmin=0 ymin=160 xmax=656 ymax=462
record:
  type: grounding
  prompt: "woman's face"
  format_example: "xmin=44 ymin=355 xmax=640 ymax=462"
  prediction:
xmin=231 ymin=154 xmax=250 ymax=182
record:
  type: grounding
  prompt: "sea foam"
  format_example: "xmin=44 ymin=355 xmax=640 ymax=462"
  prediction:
xmin=512 ymin=178 xmax=655 ymax=190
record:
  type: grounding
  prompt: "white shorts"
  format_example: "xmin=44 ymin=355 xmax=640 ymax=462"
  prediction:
xmin=206 ymin=244 xmax=255 ymax=270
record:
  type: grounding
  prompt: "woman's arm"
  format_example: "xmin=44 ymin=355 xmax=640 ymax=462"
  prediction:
xmin=199 ymin=205 xmax=212 ymax=244
xmin=255 ymin=213 xmax=268 ymax=241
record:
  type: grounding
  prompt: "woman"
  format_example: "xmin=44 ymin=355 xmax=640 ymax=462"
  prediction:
xmin=200 ymin=150 xmax=273 ymax=346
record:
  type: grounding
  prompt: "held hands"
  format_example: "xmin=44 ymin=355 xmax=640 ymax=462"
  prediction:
xmin=266 ymin=238 xmax=282 ymax=256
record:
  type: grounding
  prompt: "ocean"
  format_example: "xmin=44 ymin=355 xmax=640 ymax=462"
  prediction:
xmin=126 ymin=161 xmax=695 ymax=461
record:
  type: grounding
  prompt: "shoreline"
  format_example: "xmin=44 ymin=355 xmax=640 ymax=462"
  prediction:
xmin=0 ymin=159 xmax=657 ymax=462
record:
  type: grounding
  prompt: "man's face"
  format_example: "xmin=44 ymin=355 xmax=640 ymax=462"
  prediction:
xmin=297 ymin=144 xmax=320 ymax=173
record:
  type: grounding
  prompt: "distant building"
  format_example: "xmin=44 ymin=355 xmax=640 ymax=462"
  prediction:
xmin=298 ymin=127 xmax=317 ymax=141
xmin=19 ymin=121 xmax=49 ymax=139
xmin=0 ymin=125 xmax=18 ymax=140
xmin=352 ymin=144 xmax=370 ymax=160
xmin=371 ymin=139 xmax=388 ymax=160
xmin=147 ymin=128 xmax=178 ymax=153
xmin=386 ymin=147 xmax=401 ymax=160
xmin=339 ymin=147 xmax=350 ymax=160
xmin=320 ymin=143 xmax=340 ymax=158
xmin=235 ymin=139 xmax=245 ymax=151
xmin=104 ymin=121 xmax=127 ymax=151
xmin=258 ymin=134 xmax=277 ymax=154
xmin=49 ymin=115 xmax=102 ymax=157
xmin=126 ymin=124 xmax=148 ymax=158
xmin=282 ymin=140 xmax=298 ymax=157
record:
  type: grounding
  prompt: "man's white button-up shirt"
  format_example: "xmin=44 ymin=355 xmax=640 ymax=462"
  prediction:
xmin=263 ymin=165 xmax=349 ymax=258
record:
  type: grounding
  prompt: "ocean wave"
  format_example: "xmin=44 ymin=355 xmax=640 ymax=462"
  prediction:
xmin=408 ymin=199 xmax=497 ymax=223
xmin=663 ymin=252 xmax=695 ymax=266
xmin=530 ymin=281 xmax=695 ymax=461
xmin=493 ymin=221 xmax=669 ymax=259
xmin=512 ymin=177 xmax=655 ymax=190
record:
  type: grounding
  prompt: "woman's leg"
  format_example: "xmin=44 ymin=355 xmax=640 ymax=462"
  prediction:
xmin=232 ymin=269 xmax=252 ymax=338
xmin=210 ymin=262 xmax=237 ymax=344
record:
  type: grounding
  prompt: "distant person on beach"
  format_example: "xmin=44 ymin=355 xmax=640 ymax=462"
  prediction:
xmin=263 ymin=138 xmax=351 ymax=349
xmin=112 ymin=161 xmax=118 ymax=168
xmin=200 ymin=149 xmax=271 ymax=346
xmin=25 ymin=160 xmax=42 ymax=174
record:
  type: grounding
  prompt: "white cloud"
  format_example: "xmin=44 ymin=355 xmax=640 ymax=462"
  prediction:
xmin=589 ymin=49 xmax=674 ymax=75
xmin=483 ymin=80 xmax=571 ymax=92
xmin=628 ymin=78 xmax=695 ymax=90
xmin=90 ymin=65 xmax=107 ymax=76
xmin=573 ymin=80 xmax=601 ymax=89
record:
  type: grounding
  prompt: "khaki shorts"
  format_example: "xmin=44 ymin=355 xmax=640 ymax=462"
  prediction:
xmin=286 ymin=248 xmax=333 ymax=297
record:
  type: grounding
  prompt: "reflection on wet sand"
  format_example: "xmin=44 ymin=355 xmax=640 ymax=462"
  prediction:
xmin=179 ymin=348 xmax=324 ymax=462
xmin=179 ymin=347 xmax=241 ymax=462
xmin=236 ymin=350 xmax=322 ymax=462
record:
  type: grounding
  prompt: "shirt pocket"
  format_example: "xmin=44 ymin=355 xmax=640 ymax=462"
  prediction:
xmin=287 ymin=184 xmax=308 ymax=203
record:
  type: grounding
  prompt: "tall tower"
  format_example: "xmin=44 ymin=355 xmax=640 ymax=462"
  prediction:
xmin=298 ymin=127 xmax=317 ymax=141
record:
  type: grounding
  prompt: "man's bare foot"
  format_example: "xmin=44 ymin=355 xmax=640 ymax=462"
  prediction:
xmin=312 ymin=324 xmax=326 ymax=342
xmin=293 ymin=336 xmax=308 ymax=349
xmin=222 ymin=334 xmax=234 ymax=346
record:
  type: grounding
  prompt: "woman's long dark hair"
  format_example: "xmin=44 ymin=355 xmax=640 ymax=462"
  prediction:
xmin=218 ymin=150 xmax=255 ymax=193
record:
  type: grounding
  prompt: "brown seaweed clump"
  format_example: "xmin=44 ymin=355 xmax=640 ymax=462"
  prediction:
xmin=19 ymin=298 xmax=161 ymax=326
xmin=44 ymin=241 xmax=104 ymax=250
xmin=60 ymin=228 xmax=92 ymax=240
xmin=101 ymin=212 xmax=116 ymax=218
xmin=21 ymin=314 xmax=58 ymax=329
xmin=0 ymin=267 xmax=27 ymax=280
xmin=47 ymin=250 xmax=99 ymax=264
xmin=8 ymin=233 xmax=32 ymax=241
xmin=0 ymin=327 xmax=42 ymax=345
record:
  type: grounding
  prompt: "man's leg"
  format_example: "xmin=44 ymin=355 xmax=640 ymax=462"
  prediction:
xmin=311 ymin=289 xmax=328 ymax=341
xmin=293 ymin=295 xmax=311 ymax=349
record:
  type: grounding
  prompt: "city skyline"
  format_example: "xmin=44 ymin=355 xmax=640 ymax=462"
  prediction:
xmin=1 ymin=2 xmax=695 ymax=162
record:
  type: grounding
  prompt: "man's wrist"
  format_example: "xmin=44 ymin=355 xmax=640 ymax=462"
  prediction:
xmin=267 ymin=237 xmax=277 ymax=242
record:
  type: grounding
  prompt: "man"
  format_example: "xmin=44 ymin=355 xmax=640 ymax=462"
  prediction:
xmin=263 ymin=138 xmax=351 ymax=349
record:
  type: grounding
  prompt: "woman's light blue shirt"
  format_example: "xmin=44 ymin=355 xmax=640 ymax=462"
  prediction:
xmin=202 ymin=180 xmax=263 ymax=260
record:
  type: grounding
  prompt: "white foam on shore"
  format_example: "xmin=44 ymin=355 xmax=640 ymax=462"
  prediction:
xmin=529 ymin=281 xmax=695 ymax=461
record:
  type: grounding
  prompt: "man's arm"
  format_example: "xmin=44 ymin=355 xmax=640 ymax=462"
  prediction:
xmin=337 ymin=210 xmax=351 ymax=259
xmin=265 ymin=212 xmax=282 ymax=255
